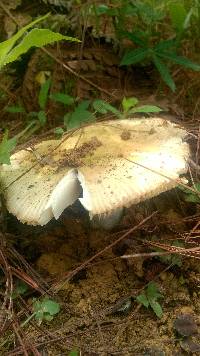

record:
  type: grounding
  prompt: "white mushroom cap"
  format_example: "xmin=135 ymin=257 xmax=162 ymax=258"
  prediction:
xmin=0 ymin=118 xmax=190 ymax=225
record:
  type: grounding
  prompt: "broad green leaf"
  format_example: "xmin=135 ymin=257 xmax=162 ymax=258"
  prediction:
xmin=93 ymin=99 xmax=121 ymax=117
xmin=149 ymin=300 xmax=163 ymax=318
xmin=38 ymin=78 xmax=51 ymax=110
xmin=130 ymin=105 xmax=163 ymax=114
xmin=76 ymin=100 xmax=91 ymax=111
xmin=158 ymin=52 xmax=200 ymax=71
xmin=0 ymin=13 xmax=50 ymax=69
xmin=5 ymin=28 xmax=79 ymax=66
xmin=37 ymin=110 xmax=47 ymax=126
xmin=65 ymin=101 xmax=94 ymax=130
xmin=122 ymin=97 xmax=138 ymax=112
xmin=33 ymin=298 xmax=60 ymax=323
xmin=152 ymin=54 xmax=176 ymax=92
xmin=0 ymin=131 xmax=17 ymax=164
xmin=42 ymin=300 xmax=60 ymax=315
xmin=120 ymin=48 xmax=148 ymax=66
xmin=66 ymin=110 xmax=94 ymax=130
xmin=168 ymin=2 xmax=187 ymax=32
xmin=50 ymin=92 xmax=74 ymax=105
xmin=136 ymin=294 xmax=149 ymax=308
xmin=5 ymin=105 xmax=25 ymax=113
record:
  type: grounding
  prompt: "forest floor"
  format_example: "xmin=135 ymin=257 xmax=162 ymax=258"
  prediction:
xmin=0 ymin=10 xmax=200 ymax=355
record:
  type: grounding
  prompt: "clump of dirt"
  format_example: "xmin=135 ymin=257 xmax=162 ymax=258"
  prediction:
xmin=58 ymin=136 xmax=102 ymax=168
xmin=120 ymin=129 xmax=131 ymax=141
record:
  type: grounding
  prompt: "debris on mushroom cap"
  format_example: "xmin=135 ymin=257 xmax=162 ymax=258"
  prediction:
xmin=0 ymin=118 xmax=190 ymax=225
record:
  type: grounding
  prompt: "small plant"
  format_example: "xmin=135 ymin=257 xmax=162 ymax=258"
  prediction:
xmin=64 ymin=100 xmax=94 ymax=130
xmin=0 ymin=131 xmax=17 ymax=164
xmin=52 ymin=95 xmax=162 ymax=132
xmin=0 ymin=13 xmax=79 ymax=164
xmin=27 ymin=77 xmax=52 ymax=131
xmin=32 ymin=298 xmax=60 ymax=325
xmin=179 ymin=183 xmax=200 ymax=204
xmin=93 ymin=1 xmax=200 ymax=91
xmin=12 ymin=281 xmax=29 ymax=299
xmin=120 ymin=34 xmax=200 ymax=92
xmin=136 ymin=281 xmax=163 ymax=318
xmin=92 ymin=97 xmax=162 ymax=119
xmin=0 ymin=13 xmax=79 ymax=70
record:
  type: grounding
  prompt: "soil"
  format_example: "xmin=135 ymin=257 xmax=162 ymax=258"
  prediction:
xmin=1 ymin=194 xmax=200 ymax=355
xmin=0 ymin=12 xmax=200 ymax=354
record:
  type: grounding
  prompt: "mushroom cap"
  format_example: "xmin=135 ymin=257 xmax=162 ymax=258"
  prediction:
xmin=0 ymin=118 xmax=190 ymax=225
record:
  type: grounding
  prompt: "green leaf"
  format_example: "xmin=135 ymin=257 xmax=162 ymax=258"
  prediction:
xmin=54 ymin=127 xmax=64 ymax=138
xmin=93 ymin=99 xmax=121 ymax=117
xmin=152 ymin=54 xmax=176 ymax=92
xmin=136 ymin=294 xmax=149 ymax=308
xmin=149 ymin=300 xmax=163 ymax=318
xmin=50 ymin=92 xmax=74 ymax=105
xmin=4 ymin=28 xmax=79 ymax=67
xmin=66 ymin=110 xmax=93 ymax=130
xmin=95 ymin=4 xmax=110 ymax=15
xmin=42 ymin=300 xmax=60 ymax=315
xmin=0 ymin=131 xmax=17 ymax=164
xmin=68 ymin=350 xmax=79 ymax=356
xmin=65 ymin=101 xmax=94 ymax=130
xmin=120 ymin=48 xmax=148 ymax=66
xmin=76 ymin=100 xmax=91 ymax=111
xmin=33 ymin=298 xmax=60 ymax=324
xmin=130 ymin=105 xmax=163 ymax=114
xmin=155 ymin=39 xmax=177 ymax=52
xmin=147 ymin=282 xmax=162 ymax=300
xmin=5 ymin=105 xmax=25 ymax=113
xmin=12 ymin=281 xmax=28 ymax=299
xmin=179 ymin=183 xmax=200 ymax=204
xmin=37 ymin=110 xmax=47 ymax=126
xmin=183 ymin=194 xmax=200 ymax=204
xmin=0 ymin=13 xmax=50 ymax=69
xmin=168 ymin=2 xmax=187 ymax=32
xmin=158 ymin=52 xmax=200 ymax=71
xmin=38 ymin=78 xmax=51 ymax=110
xmin=122 ymin=97 xmax=138 ymax=112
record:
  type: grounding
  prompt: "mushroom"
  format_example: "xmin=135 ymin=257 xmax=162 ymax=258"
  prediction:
xmin=0 ymin=118 xmax=190 ymax=225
